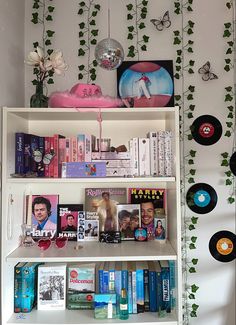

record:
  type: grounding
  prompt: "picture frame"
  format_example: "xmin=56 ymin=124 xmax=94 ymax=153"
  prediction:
xmin=117 ymin=60 xmax=174 ymax=108
xmin=117 ymin=204 xmax=141 ymax=241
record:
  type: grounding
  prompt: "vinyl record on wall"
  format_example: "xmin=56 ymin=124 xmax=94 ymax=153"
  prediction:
xmin=209 ymin=230 xmax=236 ymax=262
xmin=190 ymin=115 xmax=222 ymax=145
xmin=186 ymin=183 xmax=217 ymax=214
xmin=229 ymin=152 xmax=236 ymax=176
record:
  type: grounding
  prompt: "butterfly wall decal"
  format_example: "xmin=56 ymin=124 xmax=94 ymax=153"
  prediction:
xmin=150 ymin=11 xmax=171 ymax=31
xmin=198 ymin=61 xmax=218 ymax=81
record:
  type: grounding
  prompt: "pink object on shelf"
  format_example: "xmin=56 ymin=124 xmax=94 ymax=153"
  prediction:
xmin=49 ymin=83 xmax=123 ymax=108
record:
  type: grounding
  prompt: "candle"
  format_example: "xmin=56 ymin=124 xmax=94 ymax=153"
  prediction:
xmin=26 ymin=194 xmax=32 ymax=226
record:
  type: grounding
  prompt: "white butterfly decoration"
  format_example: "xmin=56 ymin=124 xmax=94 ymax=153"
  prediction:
xmin=150 ymin=11 xmax=171 ymax=31
xmin=198 ymin=61 xmax=218 ymax=81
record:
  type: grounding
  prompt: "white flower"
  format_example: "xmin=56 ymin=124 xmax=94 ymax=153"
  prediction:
xmin=25 ymin=46 xmax=44 ymax=66
xmin=49 ymin=50 xmax=68 ymax=75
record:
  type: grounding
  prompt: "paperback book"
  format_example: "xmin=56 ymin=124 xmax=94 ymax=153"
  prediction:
xmin=85 ymin=188 xmax=127 ymax=233
xmin=57 ymin=204 xmax=83 ymax=241
xmin=128 ymin=188 xmax=166 ymax=240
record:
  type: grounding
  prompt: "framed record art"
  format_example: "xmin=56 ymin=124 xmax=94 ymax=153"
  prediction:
xmin=186 ymin=183 xmax=217 ymax=214
xmin=117 ymin=60 xmax=174 ymax=108
xmin=209 ymin=230 xmax=236 ymax=262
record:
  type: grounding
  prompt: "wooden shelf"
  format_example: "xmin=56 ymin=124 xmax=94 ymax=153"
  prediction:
xmin=7 ymin=309 xmax=178 ymax=325
xmin=6 ymin=241 xmax=177 ymax=263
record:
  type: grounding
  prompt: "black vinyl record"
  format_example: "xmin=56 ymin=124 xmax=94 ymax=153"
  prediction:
xmin=229 ymin=151 xmax=236 ymax=176
xmin=186 ymin=183 xmax=217 ymax=214
xmin=191 ymin=115 xmax=222 ymax=145
xmin=209 ymin=230 xmax=236 ymax=262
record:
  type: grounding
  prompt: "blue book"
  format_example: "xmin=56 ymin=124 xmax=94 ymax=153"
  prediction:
xmin=156 ymin=261 xmax=162 ymax=314
xmin=169 ymin=260 xmax=176 ymax=311
xmin=14 ymin=262 xmax=27 ymax=312
xmin=136 ymin=261 xmax=145 ymax=313
xmin=108 ymin=261 xmax=116 ymax=293
xmin=115 ymin=261 xmax=122 ymax=295
xmin=103 ymin=261 xmax=109 ymax=294
xmin=148 ymin=261 xmax=157 ymax=312
xmin=98 ymin=261 xmax=105 ymax=293
xmin=15 ymin=133 xmax=25 ymax=174
xmin=160 ymin=260 xmax=171 ymax=313
xmin=127 ymin=261 xmax=133 ymax=314
xmin=121 ymin=261 xmax=128 ymax=291
xmin=21 ymin=262 xmax=40 ymax=312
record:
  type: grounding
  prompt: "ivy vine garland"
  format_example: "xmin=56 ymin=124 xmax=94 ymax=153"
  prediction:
xmin=77 ymin=0 xmax=100 ymax=82
xmin=173 ymin=0 xmax=199 ymax=321
xmin=126 ymin=0 xmax=149 ymax=59
xmin=31 ymin=0 xmax=55 ymax=86
xmin=221 ymin=0 xmax=236 ymax=204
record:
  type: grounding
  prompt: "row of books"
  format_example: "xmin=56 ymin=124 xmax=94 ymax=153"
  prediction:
xmin=15 ymin=131 xmax=173 ymax=178
xmin=26 ymin=188 xmax=167 ymax=242
xmin=14 ymin=260 xmax=176 ymax=317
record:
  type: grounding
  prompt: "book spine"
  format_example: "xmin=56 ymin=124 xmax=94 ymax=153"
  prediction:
xmin=132 ymin=269 xmax=137 ymax=314
xmin=138 ymin=137 xmax=150 ymax=177
xmin=128 ymin=270 xmax=133 ymax=314
xmin=23 ymin=134 xmax=32 ymax=174
xmin=156 ymin=268 xmax=162 ymax=314
xmin=70 ymin=136 xmax=78 ymax=162
xmin=84 ymin=134 xmax=91 ymax=162
xmin=169 ymin=260 xmax=176 ymax=311
xmin=121 ymin=269 xmax=128 ymax=292
xmin=59 ymin=138 xmax=66 ymax=178
xmin=109 ymin=268 xmax=115 ymax=293
xmin=65 ymin=138 xmax=71 ymax=162
xmin=77 ymin=134 xmax=85 ymax=162
xmin=38 ymin=136 xmax=45 ymax=177
xmin=143 ymin=268 xmax=150 ymax=312
xmin=164 ymin=131 xmax=173 ymax=176
xmin=14 ymin=263 xmax=26 ymax=313
xmin=157 ymin=131 xmax=165 ymax=176
xmin=21 ymin=264 xmax=37 ymax=313
xmin=161 ymin=266 xmax=171 ymax=313
xmin=30 ymin=134 xmax=39 ymax=173
xmin=103 ymin=269 xmax=109 ymax=294
xmin=44 ymin=136 xmax=50 ymax=177
xmin=149 ymin=270 xmax=157 ymax=312
xmin=115 ymin=270 xmax=122 ymax=296
xmin=53 ymin=134 xmax=59 ymax=178
xmin=147 ymin=131 xmax=158 ymax=176
xmin=49 ymin=136 xmax=54 ymax=178
xmin=136 ymin=268 xmax=144 ymax=313
xmin=15 ymin=133 xmax=25 ymax=174
xmin=132 ymin=137 xmax=139 ymax=176
xmin=98 ymin=268 xmax=104 ymax=293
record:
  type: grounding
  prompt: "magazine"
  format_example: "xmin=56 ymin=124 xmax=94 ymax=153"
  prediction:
xmin=77 ymin=211 xmax=99 ymax=241
xmin=27 ymin=194 xmax=59 ymax=240
xmin=85 ymin=188 xmax=127 ymax=232
xmin=128 ymin=188 xmax=166 ymax=240
xmin=117 ymin=204 xmax=141 ymax=240
xmin=57 ymin=204 xmax=83 ymax=241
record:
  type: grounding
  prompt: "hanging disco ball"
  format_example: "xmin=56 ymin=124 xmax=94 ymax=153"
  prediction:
xmin=95 ymin=38 xmax=124 ymax=70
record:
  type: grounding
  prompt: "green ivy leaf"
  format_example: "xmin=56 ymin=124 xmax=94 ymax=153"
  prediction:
xmin=189 ymin=104 xmax=195 ymax=111
xmin=223 ymin=30 xmax=231 ymax=37
xmin=46 ymin=15 xmax=53 ymax=21
xmin=94 ymin=4 xmax=101 ymax=11
xmin=177 ymin=49 xmax=182 ymax=56
xmin=176 ymin=57 xmax=182 ymax=64
xmin=187 ymin=47 xmax=193 ymax=53
xmin=140 ymin=13 xmax=147 ymax=19
xmin=127 ymin=14 xmax=133 ymax=20
xmin=190 ymin=311 xmax=197 ymax=317
xmin=33 ymin=3 xmax=40 ymax=9
xmin=175 ymin=95 xmax=181 ymax=101
xmin=32 ymin=79 xmax=38 ymax=85
xmin=187 ymin=28 xmax=193 ymax=35
xmin=47 ymin=49 xmax=53 ymax=55
xmin=228 ymin=197 xmax=235 ymax=204
xmin=188 ymin=68 xmax=194 ymax=74
xmin=89 ymin=68 xmax=96 ymax=74
xmin=93 ymin=60 xmax=98 ymax=67
xmin=174 ymin=73 xmax=180 ymax=79
xmin=226 ymin=122 xmax=233 ymax=128
xmin=227 ymin=41 xmax=234 ymax=46
xmin=191 ymin=216 xmax=198 ymax=224
xmin=188 ymin=134 xmax=193 ymax=140
xmin=143 ymin=35 xmax=149 ymax=42
xmin=47 ymin=78 xmax=54 ymax=84
xmin=33 ymin=41 xmax=39 ymax=48
xmin=221 ymin=152 xmax=229 ymax=158
xmin=189 ymin=243 xmax=196 ymax=250
xmin=78 ymin=8 xmax=83 ymax=15
xmin=189 ymin=294 xmax=195 ymax=299
xmin=89 ymin=19 xmax=96 ymax=26
xmin=188 ymin=159 xmax=194 ymax=165
xmin=192 ymin=304 xmax=199 ymax=311
xmin=142 ymin=0 xmax=148 ymax=5
xmin=227 ymin=105 xmax=234 ymax=111
xmin=226 ymin=2 xmax=231 ymax=9
xmin=188 ymin=20 xmax=195 ymax=28
xmin=190 ymin=169 xmax=196 ymax=175
xmin=90 ymin=39 xmax=97 ymax=45
xmin=187 ymin=94 xmax=193 ymax=100
xmin=79 ymin=22 xmax=85 ymax=29
xmin=79 ymin=31 xmax=84 ymax=37
xmin=45 ymin=39 xmax=51 ymax=46
xmin=191 ymin=236 xmax=197 ymax=243
xmin=224 ymin=22 xmax=232 ymax=28
xmin=174 ymin=37 xmax=181 ymax=45
xmin=127 ymin=33 xmax=134 ymax=40
xmin=221 ymin=159 xmax=229 ymax=167
xmin=78 ymin=73 xmax=83 ymax=80
xmin=78 ymin=65 xmax=85 ymax=71
xmin=227 ymin=112 xmax=233 ymax=118
xmin=226 ymin=179 xmax=232 ymax=185
xmin=189 ymin=224 xmax=195 ymax=231
xmin=174 ymin=8 xmax=181 ymax=14
xmin=187 ymin=6 xmax=193 ymax=12
xmin=141 ymin=45 xmax=147 ymax=51
xmin=226 ymin=48 xmax=233 ymax=54
xmin=187 ymin=112 xmax=194 ymax=119
xmin=80 ymin=40 xmax=86 ymax=46
xmin=225 ymin=170 xmax=232 ymax=177
xmin=128 ymin=26 xmax=134 ymax=32
xmin=189 ymin=266 xmax=196 ymax=272
xmin=225 ymin=130 xmax=231 ymax=137
xmin=191 ymin=284 xmax=199 ymax=293
xmin=92 ymin=11 xmax=98 ymax=17
xmin=48 ymin=6 xmax=55 ymax=13
xmin=192 ymin=258 xmax=198 ymax=265
xmin=91 ymin=29 xmax=99 ymax=36
xmin=31 ymin=12 xmax=39 ymax=24
xmin=225 ymin=58 xmax=231 ymax=64
xmin=79 ymin=1 xmax=86 ymax=6
xmin=126 ymin=4 xmax=133 ymax=11
xmin=139 ymin=22 xmax=145 ymax=29
xmin=176 ymin=65 xmax=181 ymax=72
xmin=188 ymin=177 xmax=195 ymax=183
xmin=78 ymin=48 xmax=85 ymax=56
xmin=174 ymin=30 xmax=180 ymax=36
xmin=46 ymin=30 xmax=55 ymax=37
xmin=90 ymin=74 xmax=96 ymax=81
xmin=188 ymin=85 xmax=195 ymax=92
xmin=190 ymin=150 xmax=196 ymax=157
xmin=225 ymin=94 xmax=233 ymax=101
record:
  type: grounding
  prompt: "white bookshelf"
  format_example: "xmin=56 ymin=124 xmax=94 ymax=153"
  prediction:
xmin=1 ymin=107 xmax=182 ymax=325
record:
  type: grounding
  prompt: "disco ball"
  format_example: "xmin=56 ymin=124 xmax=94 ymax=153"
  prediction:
xmin=95 ymin=38 xmax=124 ymax=70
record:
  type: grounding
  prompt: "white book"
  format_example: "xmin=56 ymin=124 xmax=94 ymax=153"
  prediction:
xmin=138 ymin=138 xmax=150 ymax=176
xmin=37 ymin=263 xmax=67 ymax=310
xmin=147 ymin=131 xmax=158 ymax=176
xmin=129 ymin=138 xmax=139 ymax=176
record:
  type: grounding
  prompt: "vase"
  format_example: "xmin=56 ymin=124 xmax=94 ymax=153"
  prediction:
xmin=30 ymin=81 xmax=49 ymax=108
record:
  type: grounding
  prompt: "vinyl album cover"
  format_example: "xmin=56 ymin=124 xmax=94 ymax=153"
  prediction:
xmin=27 ymin=194 xmax=59 ymax=240
xmin=85 ymin=188 xmax=127 ymax=232
xmin=128 ymin=188 xmax=166 ymax=240
xmin=117 ymin=204 xmax=141 ymax=240
xmin=57 ymin=204 xmax=83 ymax=241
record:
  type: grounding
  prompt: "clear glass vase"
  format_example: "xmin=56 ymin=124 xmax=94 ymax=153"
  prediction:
xmin=30 ymin=81 xmax=49 ymax=108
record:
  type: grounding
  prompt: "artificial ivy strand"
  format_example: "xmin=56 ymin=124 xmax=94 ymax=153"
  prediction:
xmin=77 ymin=0 xmax=100 ymax=82
xmin=126 ymin=0 xmax=149 ymax=59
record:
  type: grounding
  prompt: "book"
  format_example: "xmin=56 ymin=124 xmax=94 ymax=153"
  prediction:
xmin=117 ymin=204 xmax=141 ymax=240
xmin=94 ymin=293 xmax=117 ymax=319
xmin=135 ymin=261 xmax=145 ymax=313
xmin=37 ymin=136 xmax=45 ymax=177
xmin=67 ymin=263 xmax=96 ymax=309
xmin=61 ymin=161 xmax=106 ymax=178
xmin=53 ymin=134 xmax=66 ymax=178
xmin=37 ymin=263 xmax=67 ymax=310
xmin=127 ymin=262 xmax=133 ymax=314
xmin=155 ymin=261 xmax=162 ymax=314
xmin=15 ymin=133 xmax=25 ymax=174
xmin=114 ymin=261 xmax=122 ymax=296
xmin=121 ymin=261 xmax=128 ymax=292
xmin=100 ymin=262 xmax=109 ymax=294
xmin=147 ymin=131 xmax=158 ymax=176
xmin=57 ymin=204 xmax=83 ymax=241
xmin=138 ymin=137 xmax=150 ymax=176
xmin=108 ymin=261 xmax=116 ymax=293
xmin=128 ymin=188 xmax=166 ymax=240
xmin=148 ymin=261 xmax=157 ymax=312
xmin=169 ymin=260 xmax=176 ymax=311
xmin=21 ymin=262 xmax=40 ymax=312
xmin=30 ymin=134 xmax=39 ymax=173
xmin=29 ymin=194 xmax=59 ymax=240
xmin=77 ymin=211 xmax=99 ymax=241
xmin=159 ymin=260 xmax=171 ymax=314
xmin=85 ymin=188 xmax=127 ymax=233
xmin=14 ymin=262 xmax=27 ymax=312
xmin=23 ymin=133 xmax=32 ymax=174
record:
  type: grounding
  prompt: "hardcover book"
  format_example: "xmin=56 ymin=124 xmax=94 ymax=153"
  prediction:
xmin=57 ymin=204 xmax=83 ymax=241
xmin=27 ymin=194 xmax=59 ymax=240
xmin=14 ymin=262 xmax=27 ymax=313
xmin=117 ymin=204 xmax=141 ymax=240
xmin=94 ymin=293 xmax=117 ymax=319
xmin=37 ymin=263 xmax=67 ymax=310
xmin=128 ymin=188 xmax=166 ymax=240
xmin=85 ymin=188 xmax=127 ymax=233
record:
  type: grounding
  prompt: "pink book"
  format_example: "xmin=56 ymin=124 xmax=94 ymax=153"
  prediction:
xmin=59 ymin=138 xmax=67 ymax=177
xmin=70 ymin=136 xmax=78 ymax=162
xmin=53 ymin=134 xmax=65 ymax=178
xmin=65 ymin=138 xmax=71 ymax=162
